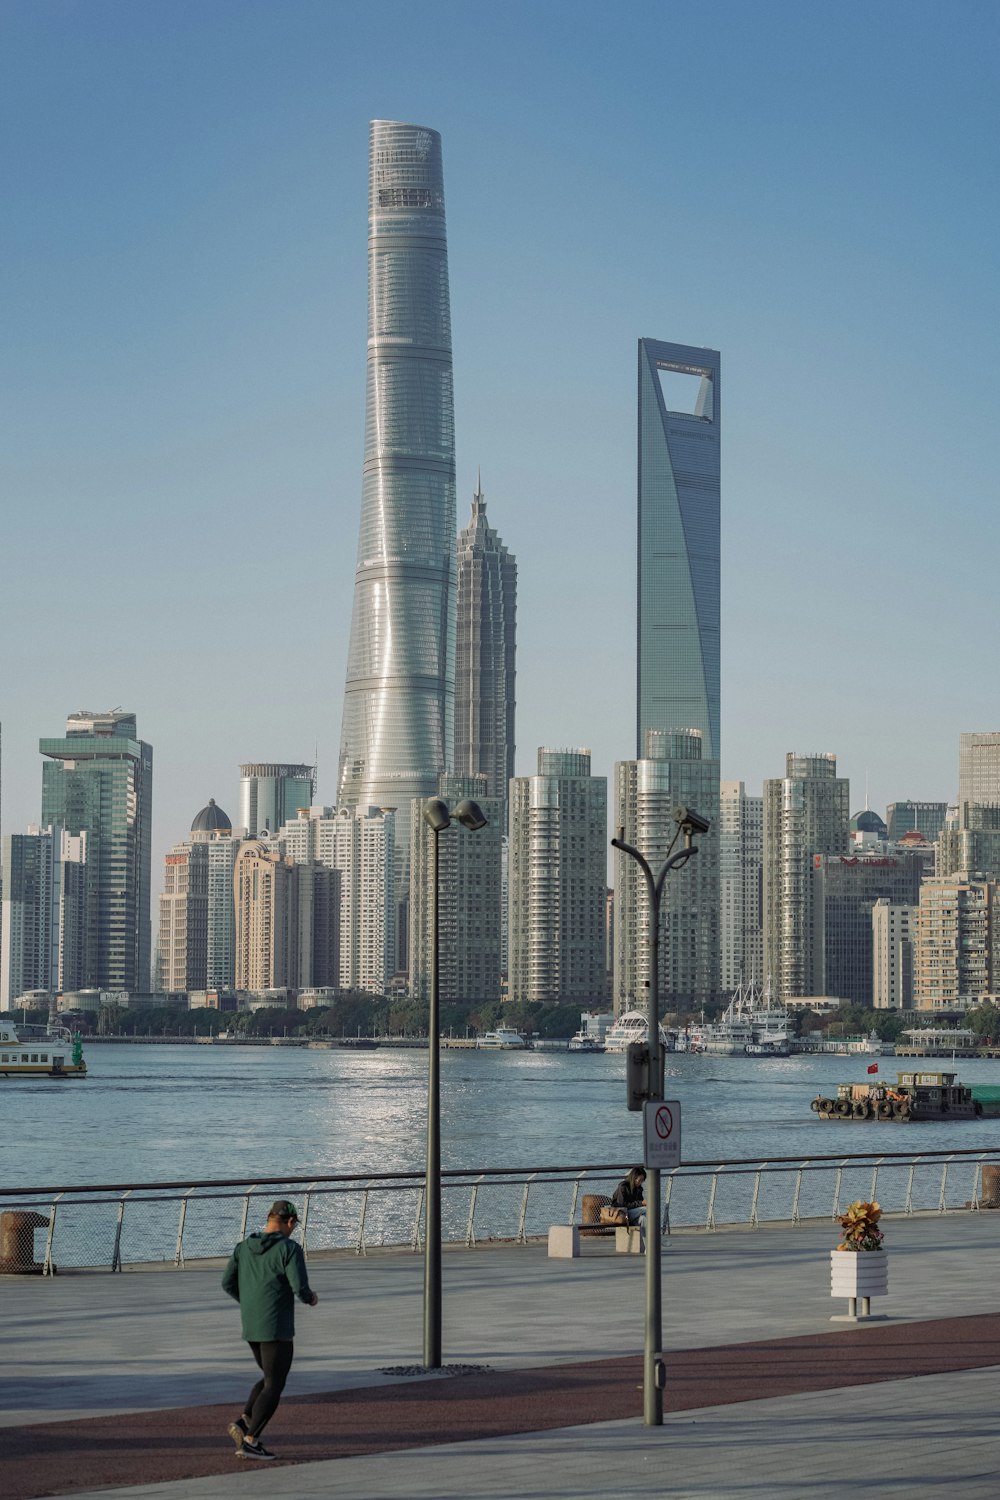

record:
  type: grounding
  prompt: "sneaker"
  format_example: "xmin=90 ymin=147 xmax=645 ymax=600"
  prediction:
xmin=227 ymin=1421 xmax=247 ymax=1453
xmin=238 ymin=1439 xmax=276 ymax=1461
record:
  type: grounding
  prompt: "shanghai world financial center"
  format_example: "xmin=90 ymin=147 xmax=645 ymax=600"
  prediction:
xmin=637 ymin=338 xmax=720 ymax=764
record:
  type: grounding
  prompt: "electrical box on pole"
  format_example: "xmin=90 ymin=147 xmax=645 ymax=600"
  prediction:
xmin=626 ymin=1042 xmax=665 ymax=1112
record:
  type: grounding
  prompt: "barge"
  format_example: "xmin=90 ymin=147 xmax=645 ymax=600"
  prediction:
xmin=810 ymin=1070 xmax=999 ymax=1122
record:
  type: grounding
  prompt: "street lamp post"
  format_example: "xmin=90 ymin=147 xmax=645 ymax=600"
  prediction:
xmin=611 ymin=804 xmax=706 ymax=1426
xmin=421 ymin=795 xmax=488 ymax=1369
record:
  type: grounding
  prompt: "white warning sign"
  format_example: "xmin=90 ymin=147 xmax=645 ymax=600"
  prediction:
xmin=643 ymin=1100 xmax=681 ymax=1170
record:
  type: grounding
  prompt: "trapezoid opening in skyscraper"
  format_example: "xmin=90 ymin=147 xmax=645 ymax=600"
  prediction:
xmin=337 ymin=121 xmax=457 ymax=819
xmin=636 ymin=338 xmax=720 ymax=763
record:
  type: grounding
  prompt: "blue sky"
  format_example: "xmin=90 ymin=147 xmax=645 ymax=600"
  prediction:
xmin=2 ymin=0 xmax=998 ymax=882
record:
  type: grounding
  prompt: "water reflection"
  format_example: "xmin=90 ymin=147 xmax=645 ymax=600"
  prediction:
xmin=6 ymin=1044 xmax=1000 ymax=1188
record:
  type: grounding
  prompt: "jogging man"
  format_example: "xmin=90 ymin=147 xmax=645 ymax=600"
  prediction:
xmin=222 ymin=1199 xmax=319 ymax=1460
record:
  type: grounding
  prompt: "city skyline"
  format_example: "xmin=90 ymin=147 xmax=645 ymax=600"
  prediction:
xmin=2 ymin=3 xmax=997 ymax=891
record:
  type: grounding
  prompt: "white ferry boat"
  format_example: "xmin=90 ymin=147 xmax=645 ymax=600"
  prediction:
xmin=476 ymin=1026 xmax=528 ymax=1050
xmin=0 ymin=1019 xmax=88 ymax=1078
xmin=688 ymin=979 xmax=791 ymax=1057
xmin=603 ymin=1010 xmax=671 ymax=1053
xmin=567 ymin=1030 xmax=603 ymax=1052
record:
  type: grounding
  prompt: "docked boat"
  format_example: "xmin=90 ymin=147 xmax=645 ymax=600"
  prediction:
xmin=567 ymin=1030 xmax=603 ymax=1052
xmin=603 ymin=1010 xmax=671 ymax=1053
xmin=476 ymin=1026 xmax=528 ymax=1050
xmin=687 ymin=978 xmax=791 ymax=1057
xmin=0 ymin=1019 xmax=87 ymax=1078
xmin=810 ymin=1070 xmax=999 ymax=1122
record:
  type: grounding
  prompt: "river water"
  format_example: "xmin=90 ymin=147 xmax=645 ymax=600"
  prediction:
xmin=7 ymin=1044 xmax=1000 ymax=1190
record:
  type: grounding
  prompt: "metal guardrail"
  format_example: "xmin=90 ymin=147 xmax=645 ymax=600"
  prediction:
xmin=2 ymin=1148 xmax=999 ymax=1273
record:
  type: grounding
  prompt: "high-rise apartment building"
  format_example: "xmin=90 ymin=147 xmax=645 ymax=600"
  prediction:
xmin=238 ymin=764 xmax=315 ymax=838
xmin=958 ymin=733 xmax=1000 ymax=809
xmin=207 ymin=834 xmax=241 ymax=991
xmin=233 ymin=839 xmax=337 ymax=995
xmin=872 ymin=899 xmax=916 ymax=1010
xmin=40 ymin=709 xmax=153 ymax=992
xmin=720 ymin=780 xmax=763 ymax=990
xmin=157 ymin=801 xmax=235 ymax=994
xmin=454 ymin=479 xmax=516 ymax=824
xmin=763 ymin=753 xmax=849 ymax=1001
xmin=233 ymin=841 xmax=298 ymax=993
xmin=914 ymin=874 xmax=1000 ymax=1010
xmin=508 ymin=749 xmax=607 ymax=1005
xmin=637 ymin=339 xmax=720 ymax=762
xmin=885 ymin=801 xmax=947 ymax=843
xmin=408 ymin=775 xmax=503 ymax=1005
xmin=614 ymin=730 xmax=720 ymax=1015
xmin=938 ymin=804 xmax=1000 ymax=882
xmin=278 ymin=805 xmax=395 ymax=996
xmin=294 ymin=863 xmax=341 ymax=995
xmin=0 ymin=825 xmax=88 ymax=1006
xmin=159 ymin=839 xmax=208 ymax=995
xmin=1 ymin=828 xmax=60 ymax=1006
xmin=338 ymin=121 xmax=457 ymax=824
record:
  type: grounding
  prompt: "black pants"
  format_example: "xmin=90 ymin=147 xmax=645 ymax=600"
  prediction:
xmin=245 ymin=1340 xmax=294 ymax=1436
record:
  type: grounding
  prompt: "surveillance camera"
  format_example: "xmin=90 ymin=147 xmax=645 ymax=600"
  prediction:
xmin=672 ymin=805 xmax=711 ymax=835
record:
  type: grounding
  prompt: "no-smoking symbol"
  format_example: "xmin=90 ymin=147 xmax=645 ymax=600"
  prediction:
xmin=644 ymin=1099 xmax=681 ymax=1169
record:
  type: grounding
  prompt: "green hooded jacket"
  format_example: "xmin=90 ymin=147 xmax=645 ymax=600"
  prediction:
xmin=222 ymin=1230 xmax=314 ymax=1342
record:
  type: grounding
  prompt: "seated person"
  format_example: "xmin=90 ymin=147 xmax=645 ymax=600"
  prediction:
xmin=611 ymin=1166 xmax=647 ymax=1242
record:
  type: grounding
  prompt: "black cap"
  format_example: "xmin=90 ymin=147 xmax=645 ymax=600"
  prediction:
xmin=268 ymin=1199 xmax=298 ymax=1221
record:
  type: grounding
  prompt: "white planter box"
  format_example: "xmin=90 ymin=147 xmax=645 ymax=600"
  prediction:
xmin=830 ymin=1249 xmax=888 ymax=1298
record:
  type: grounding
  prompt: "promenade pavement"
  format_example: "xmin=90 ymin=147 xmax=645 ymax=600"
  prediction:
xmin=4 ymin=1212 xmax=1000 ymax=1498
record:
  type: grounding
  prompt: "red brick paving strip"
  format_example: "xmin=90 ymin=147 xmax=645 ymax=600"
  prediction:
xmin=7 ymin=1312 xmax=1000 ymax=1499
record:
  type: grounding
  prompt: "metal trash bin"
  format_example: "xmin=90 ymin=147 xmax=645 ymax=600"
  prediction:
xmin=0 ymin=1210 xmax=50 ymax=1274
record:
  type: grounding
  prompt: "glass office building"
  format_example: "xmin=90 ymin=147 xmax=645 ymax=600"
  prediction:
xmin=337 ymin=121 xmax=456 ymax=820
xmin=885 ymin=801 xmax=947 ymax=843
xmin=238 ymin=763 xmax=315 ymax=837
xmin=958 ymin=733 xmax=1000 ymax=810
xmin=637 ymin=339 xmax=720 ymax=761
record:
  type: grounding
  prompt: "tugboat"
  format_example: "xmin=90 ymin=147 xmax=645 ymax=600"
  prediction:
xmin=0 ymin=1019 xmax=87 ymax=1078
xmin=810 ymin=1070 xmax=995 ymax=1122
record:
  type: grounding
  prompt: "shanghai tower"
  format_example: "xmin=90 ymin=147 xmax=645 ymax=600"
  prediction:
xmin=337 ymin=122 xmax=456 ymax=820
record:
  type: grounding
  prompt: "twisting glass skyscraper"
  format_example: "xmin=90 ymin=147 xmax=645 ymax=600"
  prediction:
xmin=338 ymin=121 xmax=456 ymax=819
xmin=637 ymin=338 xmax=720 ymax=761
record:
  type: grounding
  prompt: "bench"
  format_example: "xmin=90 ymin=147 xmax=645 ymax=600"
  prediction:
xmin=547 ymin=1193 xmax=661 ymax=1258
xmin=547 ymin=1193 xmax=613 ymax=1258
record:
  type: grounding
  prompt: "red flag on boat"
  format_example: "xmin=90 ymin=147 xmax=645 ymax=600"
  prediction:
xmin=867 ymin=1063 xmax=879 ymax=1074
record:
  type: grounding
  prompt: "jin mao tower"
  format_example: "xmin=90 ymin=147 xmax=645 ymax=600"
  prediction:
xmin=455 ymin=476 xmax=516 ymax=824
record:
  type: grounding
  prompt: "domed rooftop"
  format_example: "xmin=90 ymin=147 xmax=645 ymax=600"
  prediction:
xmin=850 ymin=809 xmax=887 ymax=836
xmin=191 ymin=798 xmax=232 ymax=834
